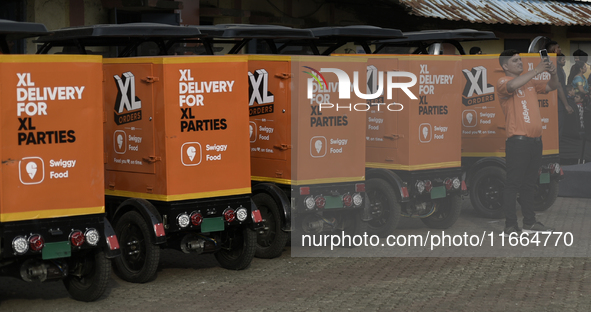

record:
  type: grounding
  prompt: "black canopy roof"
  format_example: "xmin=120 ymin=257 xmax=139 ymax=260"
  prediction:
xmin=374 ymin=29 xmax=497 ymax=54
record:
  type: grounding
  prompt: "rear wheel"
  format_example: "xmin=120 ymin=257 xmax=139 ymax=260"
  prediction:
xmin=253 ymin=193 xmax=289 ymax=259
xmin=469 ymin=167 xmax=505 ymax=219
xmin=113 ymin=211 xmax=160 ymax=283
xmin=421 ymin=194 xmax=462 ymax=229
xmin=63 ymin=250 xmax=111 ymax=302
xmin=532 ymin=180 xmax=559 ymax=211
xmin=215 ymin=226 xmax=256 ymax=270
xmin=366 ymin=178 xmax=401 ymax=238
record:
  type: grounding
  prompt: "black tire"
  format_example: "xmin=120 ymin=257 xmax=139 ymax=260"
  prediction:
xmin=366 ymin=178 xmax=401 ymax=238
xmin=533 ymin=180 xmax=559 ymax=211
xmin=215 ymin=226 xmax=256 ymax=270
xmin=113 ymin=211 xmax=160 ymax=283
xmin=252 ymin=193 xmax=289 ymax=259
xmin=421 ymin=194 xmax=463 ymax=229
xmin=469 ymin=166 xmax=506 ymax=219
xmin=63 ymin=250 xmax=111 ymax=302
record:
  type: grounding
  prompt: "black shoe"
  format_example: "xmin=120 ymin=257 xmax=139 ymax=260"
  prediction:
xmin=522 ymin=222 xmax=554 ymax=233
xmin=503 ymin=225 xmax=522 ymax=237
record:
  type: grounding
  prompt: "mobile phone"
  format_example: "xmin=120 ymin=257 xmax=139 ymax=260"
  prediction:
xmin=539 ymin=49 xmax=550 ymax=62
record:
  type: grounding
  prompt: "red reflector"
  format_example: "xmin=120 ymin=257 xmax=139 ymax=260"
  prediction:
xmin=299 ymin=187 xmax=310 ymax=195
xmin=154 ymin=223 xmax=166 ymax=237
xmin=315 ymin=196 xmax=326 ymax=209
xmin=70 ymin=231 xmax=85 ymax=247
xmin=424 ymin=180 xmax=433 ymax=192
xmin=191 ymin=212 xmax=203 ymax=226
xmin=29 ymin=235 xmax=44 ymax=251
xmin=560 ymin=168 xmax=564 ymax=175
xmin=343 ymin=194 xmax=353 ymax=207
xmin=401 ymin=187 xmax=409 ymax=198
xmin=106 ymin=235 xmax=120 ymax=250
xmin=252 ymin=210 xmax=263 ymax=223
xmin=444 ymin=179 xmax=453 ymax=190
xmin=461 ymin=181 xmax=468 ymax=191
xmin=355 ymin=183 xmax=365 ymax=192
xmin=224 ymin=209 xmax=236 ymax=222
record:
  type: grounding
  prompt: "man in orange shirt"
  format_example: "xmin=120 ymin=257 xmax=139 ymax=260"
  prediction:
xmin=497 ymin=49 xmax=559 ymax=235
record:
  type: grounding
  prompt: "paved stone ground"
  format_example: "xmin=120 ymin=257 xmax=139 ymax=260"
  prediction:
xmin=1 ymin=197 xmax=591 ymax=312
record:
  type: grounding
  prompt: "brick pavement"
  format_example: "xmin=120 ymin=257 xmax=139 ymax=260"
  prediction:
xmin=1 ymin=197 xmax=590 ymax=311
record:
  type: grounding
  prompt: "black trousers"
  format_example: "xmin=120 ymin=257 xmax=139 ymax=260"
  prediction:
xmin=503 ymin=137 xmax=543 ymax=228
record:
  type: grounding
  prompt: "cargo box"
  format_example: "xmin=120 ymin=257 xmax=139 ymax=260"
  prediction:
xmin=0 ymin=55 xmax=104 ymax=222
xmin=103 ymin=55 xmax=251 ymax=200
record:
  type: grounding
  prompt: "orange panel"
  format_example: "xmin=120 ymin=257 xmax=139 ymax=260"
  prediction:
xmin=0 ymin=55 xmax=104 ymax=222
xmin=104 ymin=56 xmax=251 ymax=201
xmin=248 ymin=55 xmax=367 ymax=185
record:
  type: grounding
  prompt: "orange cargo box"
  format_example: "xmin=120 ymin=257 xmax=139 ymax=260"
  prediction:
xmin=248 ymin=55 xmax=366 ymax=185
xmin=103 ymin=56 xmax=251 ymax=200
xmin=361 ymin=55 xmax=463 ymax=171
xmin=460 ymin=54 xmax=559 ymax=157
xmin=0 ymin=55 xmax=104 ymax=222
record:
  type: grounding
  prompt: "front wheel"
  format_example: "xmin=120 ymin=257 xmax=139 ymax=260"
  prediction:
xmin=113 ymin=211 xmax=160 ymax=283
xmin=215 ymin=226 xmax=256 ymax=270
xmin=533 ymin=180 xmax=559 ymax=211
xmin=421 ymin=194 xmax=463 ymax=229
xmin=469 ymin=166 xmax=506 ymax=219
xmin=63 ymin=250 xmax=111 ymax=302
xmin=366 ymin=178 xmax=401 ymax=238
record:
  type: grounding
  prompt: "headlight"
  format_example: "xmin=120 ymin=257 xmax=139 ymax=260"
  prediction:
xmin=12 ymin=236 xmax=29 ymax=255
xmin=304 ymin=196 xmax=315 ymax=210
xmin=416 ymin=180 xmax=425 ymax=194
xmin=353 ymin=193 xmax=363 ymax=206
xmin=177 ymin=213 xmax=190 ymax=228
xmin=236 ymin=207 xmax=248 ymax=222
xmin=84 ymin=228 xmax=100 ymax=246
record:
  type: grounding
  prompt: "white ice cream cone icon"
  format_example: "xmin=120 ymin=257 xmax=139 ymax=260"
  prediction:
xmin=26 ymin=162 xmax=37 ymax=179
xmin=187 ymin=146 xmax=196 ymax=161
xmin=315 ymin=140 xmax=323 ymax=154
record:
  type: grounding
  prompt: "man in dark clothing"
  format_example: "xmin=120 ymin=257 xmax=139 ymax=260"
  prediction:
xmin=545 ymin=41 xmax=574 ymax=137
xmin=497 ymin=49 xmax=558 ymax=235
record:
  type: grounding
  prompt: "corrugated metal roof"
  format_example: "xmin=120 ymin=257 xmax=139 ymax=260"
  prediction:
xmin=397 ymin=0 xmax=591 ymax=26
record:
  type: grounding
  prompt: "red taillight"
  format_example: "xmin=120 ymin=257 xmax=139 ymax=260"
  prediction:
xmin=29 ymin=235 xmax=44 ymax=251
xmin=106 ymin=235 xmax=120 ymax=250
xmin=154 ymin=223 xmax=166 ymax=237
xmin=444 ymin=178 xmax=453 ymax=190
xmin=355 ymin=183 xmax=365 ymax=192
xmin=343 ymin=194 xmax=353 ymax=207
xmin=401 ymin=187 xmax=409 ymax=198
xmin=300 ymin=187 xmax=310 ymax=195
xmin=560 ymin=168 xmax=564 ymax=176
xmin=461 ymin=180 xmax=468 ymax=191
xmin=424 ymin=180 xmax=433 ymax=192
xmin=70 ymin=231 xmax=85 ymax=247
xmin=315 ymin=196 xmax=326 ymax=209
xmin=191 ymin=212 xmax=203 ymax=226
xmin=224 ymin=209 xmax=236 ymax=222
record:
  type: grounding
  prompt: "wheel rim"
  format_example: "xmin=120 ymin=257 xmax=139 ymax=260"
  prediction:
xmin=533 ymin=184 xmax=550 ymax=205
xmin=71 ymin=253 xmax=96 ymax=289
xmin=476 ymin=176 xmax=504 ymax=212
xmin=367 ymin=189 xmax=391 ymax=227
xmin=256 ymin=205 xmax=276 ymax=248
xmin=119 ymin=223 xmax=147 ymax=272
xmin=221 ymin=228 xmax=245 ymax=260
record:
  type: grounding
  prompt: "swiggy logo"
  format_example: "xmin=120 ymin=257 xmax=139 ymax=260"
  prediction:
xmin=19 ymin=157 xmax=44 ymax=185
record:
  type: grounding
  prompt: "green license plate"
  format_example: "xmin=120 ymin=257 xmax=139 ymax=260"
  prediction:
xmin=324 ymin=196 xmax=344 ymax=209
xmin=201 ymin=217 xmax=225 ymax=233
xmin=430 ymin=186 xmax=447 ymax=199
xmin=42 ymin=241 xmax=71 ymax=260
xmin=539 ymin=172 xmax=550 ymax=184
